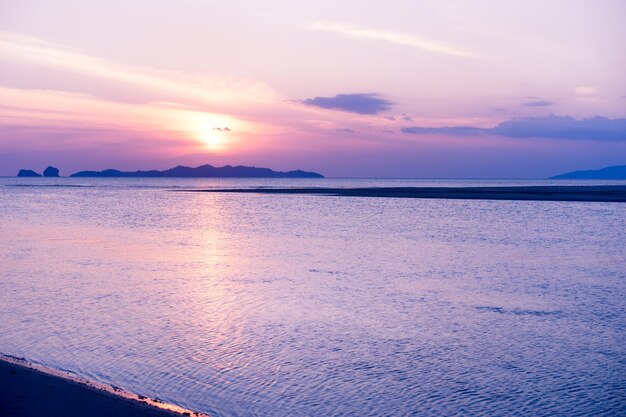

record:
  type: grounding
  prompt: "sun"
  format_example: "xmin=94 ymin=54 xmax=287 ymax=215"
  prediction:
xmin=199 ymin=128 xmax=227 ymax=151
xmin=182 ymin=111 xmax=237 ymax=151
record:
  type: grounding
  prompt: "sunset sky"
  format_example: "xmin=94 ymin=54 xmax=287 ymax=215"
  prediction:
xmin=1 ymin=0 xmax=625 ymax=177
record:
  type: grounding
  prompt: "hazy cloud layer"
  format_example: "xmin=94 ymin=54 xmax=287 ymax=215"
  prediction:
xmin=402 ymin=126 xmax=485 ymax=136
xmin=402 ymin=115 xmax=626 ymax=141
xmin=302 ymin=93 xmax=393 ymax=115
xmin=524 ymin=100 xmax=554 ymax=107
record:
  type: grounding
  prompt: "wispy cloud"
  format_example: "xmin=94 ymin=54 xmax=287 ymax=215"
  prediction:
xmin=0 ymin=31 xmax=279 ymax=108
xmin=307 ymin=22 xmax=478 ymax=58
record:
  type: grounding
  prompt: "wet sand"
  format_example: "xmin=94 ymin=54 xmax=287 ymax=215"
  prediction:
xmin=0 ymin=357 xmax=205 ymax=417
xmin=184 ymin=185 xmax=626 ymax=202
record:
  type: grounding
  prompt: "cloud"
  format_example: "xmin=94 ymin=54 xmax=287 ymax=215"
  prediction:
xmin=307 ymin=22 xmax=477 ymax=58
xmin=524 ymin=100 xmax=554 ymax=107
xmin=336 ymin=128 xmax=355 ymax=133
xmin=401 ymin=115 xmax=626 ymax=141
xmin=302 ymin=93 xmax=393 ymax=115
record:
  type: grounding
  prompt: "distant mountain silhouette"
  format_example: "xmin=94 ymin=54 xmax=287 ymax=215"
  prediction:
xmin=551 ymin=165 xmax=626 ymax=179
xmin=70 ymin=164 xmax=324 ymax=178
xmin=17 ymin=169 xmax=42 ymax=177
xmin=43 ymin=166 xmax=60 ymax=177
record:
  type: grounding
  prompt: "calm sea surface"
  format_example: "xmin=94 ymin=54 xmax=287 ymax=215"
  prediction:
xmin=1 ymin=178 xmax=625 ymax=416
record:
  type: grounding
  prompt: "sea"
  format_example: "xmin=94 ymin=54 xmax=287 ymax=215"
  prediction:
xmin=1 ymin=177 xmax=624 ymax=416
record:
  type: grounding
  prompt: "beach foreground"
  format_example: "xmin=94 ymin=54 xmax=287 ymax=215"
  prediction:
xmin=182 ymin=185 xmax=626 ymax=202
xmin=0 ymin=357 xmax=203 ymax=417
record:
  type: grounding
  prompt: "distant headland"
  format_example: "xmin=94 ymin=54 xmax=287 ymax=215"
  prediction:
xmin=551 ymin=165 xmax=626 ymax=179
xmin=17 ymin=164 xmax=324 ymax=178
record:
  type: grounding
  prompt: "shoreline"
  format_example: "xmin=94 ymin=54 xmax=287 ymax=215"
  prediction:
xmin=178 ymin=185 xmax=626 ymax=202
xmin=0 ymin=355 xmax=208 ymax=417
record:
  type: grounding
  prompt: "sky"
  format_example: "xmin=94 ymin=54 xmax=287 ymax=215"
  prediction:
xmin=0 ymin=0 xmax=625 ymax=178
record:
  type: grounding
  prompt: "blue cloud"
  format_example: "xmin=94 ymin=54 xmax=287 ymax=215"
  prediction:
xmin=302 ymin=93 xmax=393 ymax=115
xmin=401 ymin=115 xmax=626 ymax=141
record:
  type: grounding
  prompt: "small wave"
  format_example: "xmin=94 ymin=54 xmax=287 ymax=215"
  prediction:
xmin=475 ymin=306 xmax=562 ymax=316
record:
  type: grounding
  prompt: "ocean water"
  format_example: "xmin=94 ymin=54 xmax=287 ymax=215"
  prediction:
xmin=0 ymin=177 xmax=625 ymax=416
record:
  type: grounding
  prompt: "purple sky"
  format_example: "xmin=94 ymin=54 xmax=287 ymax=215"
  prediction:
xmin=0 ymin=0 xmax=625 ymax=177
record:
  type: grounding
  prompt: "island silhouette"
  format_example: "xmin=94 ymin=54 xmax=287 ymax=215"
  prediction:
xmin=16 ymin=164 xmax=626 ymax=180
xmin=16 ymin=166 xmax=61 ymax=177
xmin=43 ymin=166 xmax=60 ymax=177
xmin=16 ymin=169 xmax=42 ymax=177
xmin=70 ymin=164 xmax=323 ymax=178
xmin=16 ymin=164 xmax=323 ymax=178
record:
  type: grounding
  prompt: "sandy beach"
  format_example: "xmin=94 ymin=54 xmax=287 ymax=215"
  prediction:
xmin=183 ymin=185 xmax=626 ymax=202
xmin=0 ymin=357 xmax=205 ymax=417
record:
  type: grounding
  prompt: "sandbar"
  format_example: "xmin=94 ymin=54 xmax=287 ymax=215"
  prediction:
xmin=182 ymin=185 xmax=626 ymax=202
